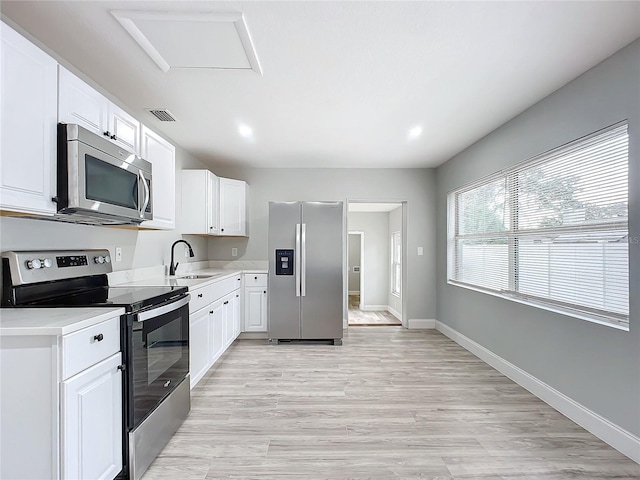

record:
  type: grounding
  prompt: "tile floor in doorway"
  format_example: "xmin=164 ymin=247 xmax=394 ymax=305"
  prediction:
xmin=348 ymin=294 xmax=401 ymax=325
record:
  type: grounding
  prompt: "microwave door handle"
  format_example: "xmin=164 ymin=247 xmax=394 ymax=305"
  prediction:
xmin=139 ymin=170 xmax=150 ymax=218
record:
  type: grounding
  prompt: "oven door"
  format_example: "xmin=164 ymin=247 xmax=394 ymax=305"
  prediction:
xmin=125 ymin=294 xmax=190 ymax=429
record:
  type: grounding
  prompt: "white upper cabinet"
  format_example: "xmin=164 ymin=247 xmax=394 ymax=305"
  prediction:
xmin=0 ymin=22 xmax=58 ymax=215
xmin=219 ymin=177 xmax=247 ymax=236
xmin=108 ymin=103 xmax=140 ymax=154
xmin=140 ymin=125 xmax=176 ymax=230
xmin=182 ymin=169 xmax=219 ymax=235
xmin=58 ymin=66 xmax=140 ymax=154
xmin=58 ymin=66 xmax=109 ymax=137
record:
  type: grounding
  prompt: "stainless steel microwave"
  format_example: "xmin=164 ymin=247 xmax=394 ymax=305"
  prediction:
xmin=56 ymin=123 xmax=152 ymax=225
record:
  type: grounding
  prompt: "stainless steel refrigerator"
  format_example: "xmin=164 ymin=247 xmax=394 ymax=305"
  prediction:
xmin=268 ymin=201 xmax=344 ymax=345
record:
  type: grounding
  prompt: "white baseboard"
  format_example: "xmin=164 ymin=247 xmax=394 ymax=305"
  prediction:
xmin=360 ymin=305 xmax=388 ymax=311
xmin=387 ymin=306 xmax=402 ymax=321
xmin=435 ymin=321 xmax=640 ymax=464
xmin=407 ymin=319 xmax=436 ymax=329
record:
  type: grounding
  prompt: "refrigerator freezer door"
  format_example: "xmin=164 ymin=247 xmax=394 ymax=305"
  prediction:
xmin=300 ymin=202 xmax=344 ymax=339
xmin=268 ymin=202 xmax=301 ymax=339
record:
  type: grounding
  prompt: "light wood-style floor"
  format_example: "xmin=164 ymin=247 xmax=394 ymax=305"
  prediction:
xmin=141 ymin=327 xmax=640 ymax=479
xmin=348 ymin=294 xmax=402 ymax=325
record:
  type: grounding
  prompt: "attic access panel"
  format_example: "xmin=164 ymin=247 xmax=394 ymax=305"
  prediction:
xmin=112 ymin=11 xmax=262 ymax=74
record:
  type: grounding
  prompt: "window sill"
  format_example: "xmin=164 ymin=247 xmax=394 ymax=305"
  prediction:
xmin=447 ymin=280 xmax=629 ymax=332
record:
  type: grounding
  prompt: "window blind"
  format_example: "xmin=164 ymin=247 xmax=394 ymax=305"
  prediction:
xmin=448 ymin=122 xmax=629 ymax=326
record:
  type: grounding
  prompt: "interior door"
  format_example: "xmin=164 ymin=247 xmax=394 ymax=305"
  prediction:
xmin=301 ymin=202 xmax=344 ymax=339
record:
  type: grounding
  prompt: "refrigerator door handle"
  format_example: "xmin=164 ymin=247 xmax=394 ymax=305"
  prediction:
xmin=301 ymin=223 xmax=307 ymax=297
xmin=295 ymin=223 xmax=301 ymax=297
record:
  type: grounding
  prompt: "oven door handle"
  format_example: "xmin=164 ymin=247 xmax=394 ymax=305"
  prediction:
xmin=136 ymin=294 xmax=190 ymax=322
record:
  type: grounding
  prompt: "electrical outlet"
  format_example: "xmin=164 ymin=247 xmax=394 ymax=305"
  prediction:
xmin=115 ymin=247 xmax=122 ymax=262
xmin=184 ymin=246 xmax=190 ymax=257
xmin=417 ymin=247 xmax=424 ymax=256
xmin=231 ymin=248 xmax=238 ymax=257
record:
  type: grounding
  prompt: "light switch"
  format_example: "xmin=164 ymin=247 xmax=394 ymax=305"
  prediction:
xmin=417 ymin=247 xmax=424 ymax=256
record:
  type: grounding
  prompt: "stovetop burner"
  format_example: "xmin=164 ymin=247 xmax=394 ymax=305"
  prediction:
xmin=25 ymin=285 xmax=187 ymax=313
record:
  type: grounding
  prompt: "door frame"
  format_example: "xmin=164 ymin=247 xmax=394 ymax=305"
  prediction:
xmin=347 ymin=230 xmax=365 ymax=311
xmin=344 ymin=200 xmax=407 ymax=329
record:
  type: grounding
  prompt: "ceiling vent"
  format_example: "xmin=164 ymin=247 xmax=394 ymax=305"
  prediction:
xmin=147 ymin=109 xmax=177 ymax=122
xmin=111 ymin=11 xmax=262 ymax=75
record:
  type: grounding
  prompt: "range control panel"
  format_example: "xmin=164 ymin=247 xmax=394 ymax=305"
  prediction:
xmin=1 ymin=249 xmax=113 ymax=286
xmin=275 ymin=249 xmax=294 ymax=275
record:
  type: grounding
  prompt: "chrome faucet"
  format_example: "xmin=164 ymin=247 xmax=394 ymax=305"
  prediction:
xmin=169 ymin=240 xmax=194 ymax=276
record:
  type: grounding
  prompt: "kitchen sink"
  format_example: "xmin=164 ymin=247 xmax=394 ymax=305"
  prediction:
xmin=178 ymin=274 xmax=216 ymax=280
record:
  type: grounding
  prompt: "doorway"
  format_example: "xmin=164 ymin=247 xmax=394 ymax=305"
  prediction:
xmin=347 ymin=202 xmax=404 ymax=326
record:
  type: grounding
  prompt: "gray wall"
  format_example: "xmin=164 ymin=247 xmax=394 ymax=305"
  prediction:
xmin=348 ymin=212 xmax=389 ymax=307
xmin=348 ymin=233 xmax=361 ymax=293
xmin=388 ymin=206 xmax=403 ymax=315
xmin=208 ymin=168 xmax=436 ymax=321
xmin=0 ymin=143 xmax=210 ymax=273
xmin=435 ymin=39 xmax=640 ymax=436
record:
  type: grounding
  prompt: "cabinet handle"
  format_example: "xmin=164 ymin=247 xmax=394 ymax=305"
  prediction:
xmin=224 ymin=301 xmax=229 ymax=305
xmin=209 ymin=311 xmax=213 ymax=314
xmin=198 ymin=293 xmax=203 ymax=298
xmin=111 ymin=134 xmax=117 ymax=140
xmin=103 ymin=131 xmax=111 ymax=137
xmin=236 ymin=294 xmax=239 ymax=297
xmin=264 ymin=291 xmax=266 ymax=294
xmin=221 ymin=228 xmax=224 ymax=232
xmin=254 ymin=276 xmax=258 ymax=280
xmin=93 ymin=333 xmax=104 ymax=342
xmin=117 ymin=364 xmax=126 ymax=371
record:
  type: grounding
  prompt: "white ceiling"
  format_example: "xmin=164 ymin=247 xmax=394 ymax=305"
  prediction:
xmin=2 ymin=1 xmax=639 ymax=169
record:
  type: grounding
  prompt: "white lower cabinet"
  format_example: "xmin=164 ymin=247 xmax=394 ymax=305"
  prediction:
xmin=243 ymin=273 xmax=268 ymax=332
xmin=188 ymin=274 xmax=242 ymax=389
xmin=61 ymin=353 xmax=122 ymax=480
xmin=210 ymin=298 xmax=225 ymax=364
xmin=244 ymin=288 xmax=268 ymax=332
xmin=189 ymin=306 xmax=211 ymax=389
xmin=0 ymin=314 xmax=123 ymax=480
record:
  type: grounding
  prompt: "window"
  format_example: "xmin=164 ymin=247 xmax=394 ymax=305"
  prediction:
xmin=391 ymin=231 xmax=401 ymax=296
xmin=447 ymin=122 xmax=629 ymax=328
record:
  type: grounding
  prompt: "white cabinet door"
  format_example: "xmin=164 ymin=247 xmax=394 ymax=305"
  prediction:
xmin=210 ymin=299 xmax=225 ymax=364
xmin=58 ymin=66 xmax=109 ymax=136
xmin=222 ymin=294 xmax=237 ymax=348
xmin=108 ymin=103 xmax=140 ymax=154
xmin=233 ymin=292 xmax=242 ymax=338
xmin=182 ymin=170 xmax=219 ymax=235
xmin=207 ymin=171 xmax=220 ymax=235
xmin=219 ymin=178 xmax=247 ymax=236
xmin=61 ymin=353 xmax=122 ymax=480
xmin=189 ymin=307 xmax=211 ymax=389
xmin=244 ymin=287 xmax=268 ymax=332
xmin=140 ymin=125 xmax=175 ymax=230
xmin=0 ymin=22 xmax=57 ymax=215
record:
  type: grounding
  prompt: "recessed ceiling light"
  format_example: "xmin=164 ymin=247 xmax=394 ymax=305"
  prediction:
xmin=238 ymin=124 xmax=253 ymax=139
xmin=408 ymin=125 xmax=422 ymax=139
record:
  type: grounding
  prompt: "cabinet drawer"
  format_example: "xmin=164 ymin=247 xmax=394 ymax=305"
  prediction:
xmin=62 ymin=316 xmax=120 ymax=379
xmin=189 ymin=284 xmax=214 ymax=313
xmin=212 ymin=275 xmax=242 ymax=301
xmin=244 ymin=273 xmax=267 ymax=288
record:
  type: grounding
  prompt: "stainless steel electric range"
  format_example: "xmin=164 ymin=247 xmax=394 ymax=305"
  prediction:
xmin=1 ymin=249 xmax=191 ymax=480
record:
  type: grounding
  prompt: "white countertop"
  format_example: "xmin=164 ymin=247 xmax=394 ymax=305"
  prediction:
xmin=117 ymin=268 xmax=267 ymax=289
xmin=0 ymin=307 xmax=125 ymax=336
